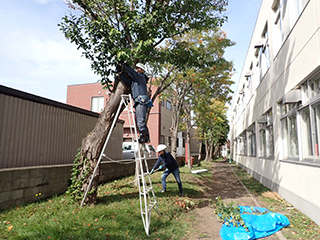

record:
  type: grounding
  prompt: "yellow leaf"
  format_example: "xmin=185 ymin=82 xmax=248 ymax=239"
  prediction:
xmin=8 ymin=225 xmax=13 ymax=232
xmin=99 ymin=228 xmax=104 ymax=231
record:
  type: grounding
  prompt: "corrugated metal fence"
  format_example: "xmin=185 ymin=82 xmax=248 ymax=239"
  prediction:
xmin=0 ymin=85 xmax=123 ymax=169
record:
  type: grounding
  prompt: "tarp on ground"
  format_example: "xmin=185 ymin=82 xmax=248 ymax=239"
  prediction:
xmin=220 ymin=206 xmax=290 ymax=240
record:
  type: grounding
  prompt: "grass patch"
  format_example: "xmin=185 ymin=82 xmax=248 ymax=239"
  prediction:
xmin=232 ymin=165 xmax=320 ymax=240
xmin=0 ymin=164 xmax=210 ymax=240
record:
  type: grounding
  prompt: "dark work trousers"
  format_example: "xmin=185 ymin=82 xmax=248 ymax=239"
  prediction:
xmin=135 ymin=103 xmax=149 ymax=134
xmin=161 ymin=168 xmax=183 ymax=194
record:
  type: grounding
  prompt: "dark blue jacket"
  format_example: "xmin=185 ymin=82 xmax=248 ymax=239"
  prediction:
xmin=121 ymin=64 xmax=149 ymax=100
xmin=152 ymin=151 xmax=179 ymax=172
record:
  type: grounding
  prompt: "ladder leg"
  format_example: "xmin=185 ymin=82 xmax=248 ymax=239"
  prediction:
xmin=80 ymin=98 xmax=125 ymax=207
xmin=124 ymin=95 xmax=160 ymax=235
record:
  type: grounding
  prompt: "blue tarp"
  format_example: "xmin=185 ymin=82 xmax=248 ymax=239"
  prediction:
xmin=220 ymin=206 xmax=290 ymax=240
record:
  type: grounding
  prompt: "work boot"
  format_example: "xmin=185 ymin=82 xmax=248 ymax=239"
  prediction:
xmin=138 ymin=134 xmax=146 ymax=143
xmin=138 ymin=130 xmax=148 ymax=144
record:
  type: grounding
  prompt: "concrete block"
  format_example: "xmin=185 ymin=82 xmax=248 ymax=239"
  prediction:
xmin=31 ymin=176 xmax=48 ymax=187
xmin=46 ymin=167 xmax=66 ymax=177
xmin=0 ymin=179 xmax=12 ymax=192
xmin=10 ymin=189 xmax=24 ymax=201
xmin=13 ymin=169 xmax=29 ymax=180
xmin=46 ymin=172 xmax=68 ymax=184
xmin=29 ymin=168 xmax=45 ymax=179
xmin=23 ymin=187 xmax=41 ymax=199
xmin=12 ymin=179 xmax=30 ymax=190
xmin=0 ymin=191 xmax=11 ymax=203
xmin=0 ymin=170 xmax=13 ymax=183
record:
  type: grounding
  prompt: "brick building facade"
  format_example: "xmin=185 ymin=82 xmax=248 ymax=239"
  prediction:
xmin=66 ymin=82 xmax=172 ymax=151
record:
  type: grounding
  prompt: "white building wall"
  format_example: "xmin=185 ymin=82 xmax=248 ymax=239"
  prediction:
xmin=230 ymin=0 xmax=320 ymax=225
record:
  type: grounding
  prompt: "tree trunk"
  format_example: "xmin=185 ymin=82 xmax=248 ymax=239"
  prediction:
xmin=213 ymin=144 xmax=220 ymax=159
xmin=78 ymin=79 xmax=130 ymax=204
xmin=171 ymin=125 xmax=178 ymax=159
xmin=170 ymin=104 xmax=182 ymax=159
xmin=197 ymin=141 xmax=202 ymax=166
xmin=204 ymin=140 xmax=209 ymax=162
xmin=208 ymin=143 xmax=213 ymax=161
xmin=186 ymin=126 xmax=192 ymax=169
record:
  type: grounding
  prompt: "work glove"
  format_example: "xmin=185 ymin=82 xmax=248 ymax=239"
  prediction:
xmin=158 ymin=165 xmax=163 ymax=170
xmin=150 ymin=169 xmax=154 ymax=174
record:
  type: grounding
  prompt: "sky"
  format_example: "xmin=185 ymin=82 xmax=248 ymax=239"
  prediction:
xmin=0 ymin=0 xmax=261 ymax=104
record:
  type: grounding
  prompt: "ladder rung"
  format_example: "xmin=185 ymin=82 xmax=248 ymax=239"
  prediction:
xmin=140 ymin=187 xmax=153 ymax=195
xmin=139 ymin=172 xmax=150 ymax=177
xmin=148 ymin=202 xmax=157 ymax=211
xmin=141 ymin=202 xmax=158 ymax=214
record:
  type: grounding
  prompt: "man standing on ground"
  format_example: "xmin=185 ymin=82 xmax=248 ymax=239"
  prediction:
xmin=150 ymin=144 xmax=184 ymax=196
xmin=117 ymin=62 xmax=153 ymax=144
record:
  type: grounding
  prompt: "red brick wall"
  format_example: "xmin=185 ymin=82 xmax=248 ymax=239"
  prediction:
xmin=67 ymin=82 xmax=162 ymax=148
xmin=66 ymin=83 xmax=109 ymax=111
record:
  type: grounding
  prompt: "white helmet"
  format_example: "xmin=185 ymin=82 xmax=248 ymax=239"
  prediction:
xmin=156 ymin=144 xmax=167 ymax=152
xmin=135 ymin=63 xmax=146 ymax=72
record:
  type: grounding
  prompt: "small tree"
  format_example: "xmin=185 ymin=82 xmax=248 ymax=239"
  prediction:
xmin=195 ymin=99 xmax=230 ymax=161
xmin=160 ymin=29 xmax=234 ymax=164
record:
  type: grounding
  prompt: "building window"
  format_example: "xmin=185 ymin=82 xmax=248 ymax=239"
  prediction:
xmin=255 ymin=23 xmax=270 ymax=81
xmin=301 ymin=77 xmax=320 ymax=103
xmin=245 ymin=62 xmax=254 ymax=96
xmin=272 ymin=0 xmax=285 ymax=54
xmin=272 ymin=0 xmax=307 ymax=55
xmin=298 ymin=77 xmax=320 ymax=163
xmin=160 ymin=135 xmax=165 ymax=144
xmin=166 ymin=100 xmax=172 ymax=110
xmin=258 ymin=109 xmax=274 ymax=158
xmin=91 ymin=96 xmax=104 ymax=112
xmin=299 ymin=76 xmax=320 ymax=163
xmin=281 ymin=103 xmax=299 ymax=159
xmin=312 ymin=103 xmax=320 ymax=159
xmin=301 ymin=107 xmax=313 ymax=159
xmin=182 ymin=132 xmax=186 ymax=147
xmin=237 ymin=131 xmax=247 ymax=156
xmin=247 ymin=123 xmax=256 ymax=157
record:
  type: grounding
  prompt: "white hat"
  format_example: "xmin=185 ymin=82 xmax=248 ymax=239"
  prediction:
xmin=135 ymin=63 xmax=146 ymax=72
xmin=156 ymin=144 xmax=167 ymax=152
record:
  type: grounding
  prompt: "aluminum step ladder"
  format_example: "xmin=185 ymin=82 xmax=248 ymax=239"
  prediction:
xmin=121 ymin=94 xmax=160 ymax=236
xmin=80 ymin=94 xmax=160 ymax=235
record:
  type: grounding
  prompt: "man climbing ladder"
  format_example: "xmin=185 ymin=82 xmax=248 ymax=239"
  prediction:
xmin=117 ymin=62 xmax=153 ymax=144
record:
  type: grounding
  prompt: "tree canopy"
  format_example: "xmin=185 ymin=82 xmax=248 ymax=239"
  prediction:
xmin=156 ymin=28 xmax=234 ymax=158
xmin=59 ymin=0 xmax=229 ymax=90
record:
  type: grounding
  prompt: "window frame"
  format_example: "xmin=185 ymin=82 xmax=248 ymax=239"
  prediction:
xmin=91 ymin=96 xmax=104 ymax=113
xmin=258 ymin=109 xmax=274 ymax=159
